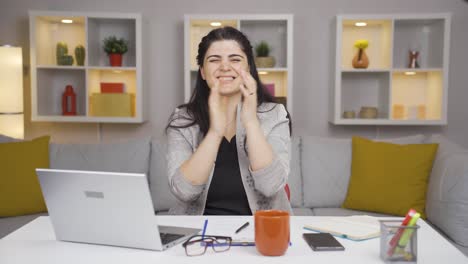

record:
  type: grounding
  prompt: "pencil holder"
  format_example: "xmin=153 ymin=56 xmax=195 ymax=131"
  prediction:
xmin=380 ymin=220 xmax=419 ymax=263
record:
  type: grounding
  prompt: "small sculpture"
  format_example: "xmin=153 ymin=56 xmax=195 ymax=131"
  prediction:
xmin=408 ymin=50 xmax=420 ymax=68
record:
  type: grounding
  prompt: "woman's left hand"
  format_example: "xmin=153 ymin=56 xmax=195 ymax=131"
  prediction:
xmin=239 ymin=69 xmax=259 ymax=127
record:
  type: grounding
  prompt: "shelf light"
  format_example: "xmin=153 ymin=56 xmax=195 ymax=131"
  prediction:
xmin=404 ymin=71 xmax=416 ymax=76
xmin=61 ymin=19 xmax=73 ymax=24
xmin=258 ymin=71 xmax=268 ymax=75
xmin=210 ymin=21 xmax=222 ymax=27
xmin=113 ymin=70 xmax=123 ymax=74
xmin=355 ymin=22 xmax=367 ymax=27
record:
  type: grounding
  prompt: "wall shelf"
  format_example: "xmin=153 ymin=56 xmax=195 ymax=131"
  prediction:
xmin=341 ymin=69 xmax=390 ymax=73
xmin=37 ymin=65 xmax=87 ymax=70
xmin=30 ymin=11 xmax=144 ymax=123
xmin=184 ymin=14 xmax=293 ymax=112
xmin=331 ymin=13 xmax=450 ymax=125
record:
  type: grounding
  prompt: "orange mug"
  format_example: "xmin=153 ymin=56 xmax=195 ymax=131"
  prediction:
xmin=254 ymin=210 xmax=290 ymax=256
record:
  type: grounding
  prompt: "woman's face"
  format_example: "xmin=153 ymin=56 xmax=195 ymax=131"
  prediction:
xmin=201 ymin=40 xmax=249 ymax=96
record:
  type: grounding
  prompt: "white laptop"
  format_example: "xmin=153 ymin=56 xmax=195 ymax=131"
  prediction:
xmin=35 ymin=168 xmax=200 ymax=251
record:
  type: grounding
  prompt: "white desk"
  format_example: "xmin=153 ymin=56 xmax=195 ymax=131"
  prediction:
xmin=1 ymin=216 xmax=466 ymax=264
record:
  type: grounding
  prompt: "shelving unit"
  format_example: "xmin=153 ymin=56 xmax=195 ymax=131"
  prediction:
xmin=331 ymin=14 xmax=450 ymax=125
xmin=29 ymin=11 xmax=144 ymax=123
xmin=184 ymin=14 xmax=293 ymax=113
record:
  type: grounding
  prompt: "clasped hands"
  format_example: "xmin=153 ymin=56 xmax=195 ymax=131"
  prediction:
xmin=208 ymin=69 xmax=259 ymax=138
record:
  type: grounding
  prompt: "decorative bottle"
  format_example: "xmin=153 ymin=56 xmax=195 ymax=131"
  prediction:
xmin=62 ymin=85 xmax=77 ymax=116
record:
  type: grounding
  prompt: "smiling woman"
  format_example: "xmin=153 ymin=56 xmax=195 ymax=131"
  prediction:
xmin=165 ymin=26 xmax=292 ymax=216
xmin=201 ymin=41 xmax=247 ymax=97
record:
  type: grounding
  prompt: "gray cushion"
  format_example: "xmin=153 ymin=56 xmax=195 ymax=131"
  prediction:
xmin=0 ymin=134 xmax=21 ymax=143
xmin=288 ymin=136 xmax=302 ymax=207
xmin=49 ymin=138 xmax=151 ymax=174
xmin=149 ymin=140 xmax=178 ymax=211
xmin=301 ymin=135 xmax=425 ymax=208
xmin=312 ymin=208 xmax=393 ymax=217
xmin=292 ymin=207 xmax=314 ymax=216
xmin=0 ymin=213 xmax=47 ymax=238
xmin=302 ymin=136 xmax=351 ymax=208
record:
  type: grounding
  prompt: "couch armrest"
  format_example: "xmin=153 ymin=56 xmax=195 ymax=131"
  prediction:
xmin=426 ymin=152 xmax=468 ymax=247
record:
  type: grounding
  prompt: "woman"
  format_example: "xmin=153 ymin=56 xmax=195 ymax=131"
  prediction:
xmin=166 ymin=26 xmax=291 ymax=215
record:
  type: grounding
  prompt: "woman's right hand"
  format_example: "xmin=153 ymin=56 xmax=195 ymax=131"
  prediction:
xmin=208 ymin=79 xmax=227 ymax=139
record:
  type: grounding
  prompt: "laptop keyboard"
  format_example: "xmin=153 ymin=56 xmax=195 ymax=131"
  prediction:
xmin=160 ymin=232 xmax=185 ymax=245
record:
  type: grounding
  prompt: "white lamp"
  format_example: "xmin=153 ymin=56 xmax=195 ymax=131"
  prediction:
xmin=0 ymin=45 xmax=24 ymax=139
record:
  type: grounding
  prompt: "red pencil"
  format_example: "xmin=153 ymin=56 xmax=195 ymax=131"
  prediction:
xmin=387 ymin=209 xmax=417 ymax=256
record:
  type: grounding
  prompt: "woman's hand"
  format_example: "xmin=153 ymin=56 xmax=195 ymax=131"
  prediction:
xmin=239 ymin=69 xmax=259 ymax=128
xmin=208 ymin=79 xmax=228 ymax=138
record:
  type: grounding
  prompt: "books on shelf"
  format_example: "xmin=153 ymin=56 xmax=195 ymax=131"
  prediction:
xmin=303 ymin=215 xmax=380 ymax=241
xmin=392 ymin=104 xmax=427 ymax=120
xmin=264 ymin=83 xmax=275 ymax=96
xmin=100 ymin=82 xmax=125 ymax=93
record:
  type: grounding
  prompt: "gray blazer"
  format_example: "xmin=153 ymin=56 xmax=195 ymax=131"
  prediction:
xmin=166 ymin=102 xmax=292 ymax=215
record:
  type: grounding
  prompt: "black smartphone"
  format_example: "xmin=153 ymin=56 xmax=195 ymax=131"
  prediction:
xmin=303 ymin=233 xmax=345 ymax=251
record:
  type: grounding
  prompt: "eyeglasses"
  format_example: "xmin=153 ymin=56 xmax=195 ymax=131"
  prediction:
xmin=182 ymin=235 xmax=232 ymax=256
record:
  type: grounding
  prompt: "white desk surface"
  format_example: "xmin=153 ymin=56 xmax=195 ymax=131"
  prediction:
xmin=1 ymin=216 xmax=466 ymax=264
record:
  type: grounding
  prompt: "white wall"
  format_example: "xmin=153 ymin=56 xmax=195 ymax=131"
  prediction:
xmin=2 ymin=0 xmax=468 ymax=146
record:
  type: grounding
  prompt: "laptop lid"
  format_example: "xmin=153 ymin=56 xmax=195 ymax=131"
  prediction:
xmin=36 ymin=168 xmax=199 ymax=251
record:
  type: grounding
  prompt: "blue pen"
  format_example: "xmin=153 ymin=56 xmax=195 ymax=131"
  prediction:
xmin=201 ymin=219 xmax=208 ymax=239
xmin=231 ymin=241 xmax=256 ymax=246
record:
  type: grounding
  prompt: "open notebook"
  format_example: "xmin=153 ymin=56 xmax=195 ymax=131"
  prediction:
xmin=303 ymin=215 xmax=380 ymax=241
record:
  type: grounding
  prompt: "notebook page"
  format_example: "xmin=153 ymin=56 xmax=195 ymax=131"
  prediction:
xmin=202 ymin=218 xmax=254 ymax=242
xmin=304 ymin=215 xmax=380 ymax=240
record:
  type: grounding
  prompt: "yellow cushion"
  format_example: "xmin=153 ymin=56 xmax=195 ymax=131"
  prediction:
xmin=0 ymin=136 xmax=50 ymax=216
xmin=342 ymin=136 xmax=438 ymax=218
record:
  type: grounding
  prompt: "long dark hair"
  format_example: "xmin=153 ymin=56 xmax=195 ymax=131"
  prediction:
xmin=167 ymin=26 xmax=291 ymax=135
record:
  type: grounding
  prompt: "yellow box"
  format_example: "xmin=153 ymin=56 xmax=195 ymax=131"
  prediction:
xmin=392 ymin=104 xmax=405 ymax=120
xmin=90 ymin=93 xmax=133 ymax=117
xmin=417 ymin=105 xmax=426 ymax=120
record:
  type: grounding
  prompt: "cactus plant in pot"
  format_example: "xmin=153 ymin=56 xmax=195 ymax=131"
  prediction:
xmin=254 ymin=41 xmax=275 ymax=68
xmin=74 ymin=45 xmax=85 ymax=66
xmin=56 ymin=42 xmax=74 ymax=66
xmin=103 ymin=36 xmax=128 ymax=67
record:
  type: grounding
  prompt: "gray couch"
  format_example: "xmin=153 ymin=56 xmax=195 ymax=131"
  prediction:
xmin=1 ymin=134 xmax=467 ymax=256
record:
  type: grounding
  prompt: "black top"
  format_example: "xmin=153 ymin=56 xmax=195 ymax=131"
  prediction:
xmin=204 ymin=135 xmax=252 ymax=215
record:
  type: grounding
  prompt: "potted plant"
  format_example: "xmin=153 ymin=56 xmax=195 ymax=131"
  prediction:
xmin=103 ymin=36 xmax=128 ymax=67
xmin=254 ymin=41 xmax=276 ymax=68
